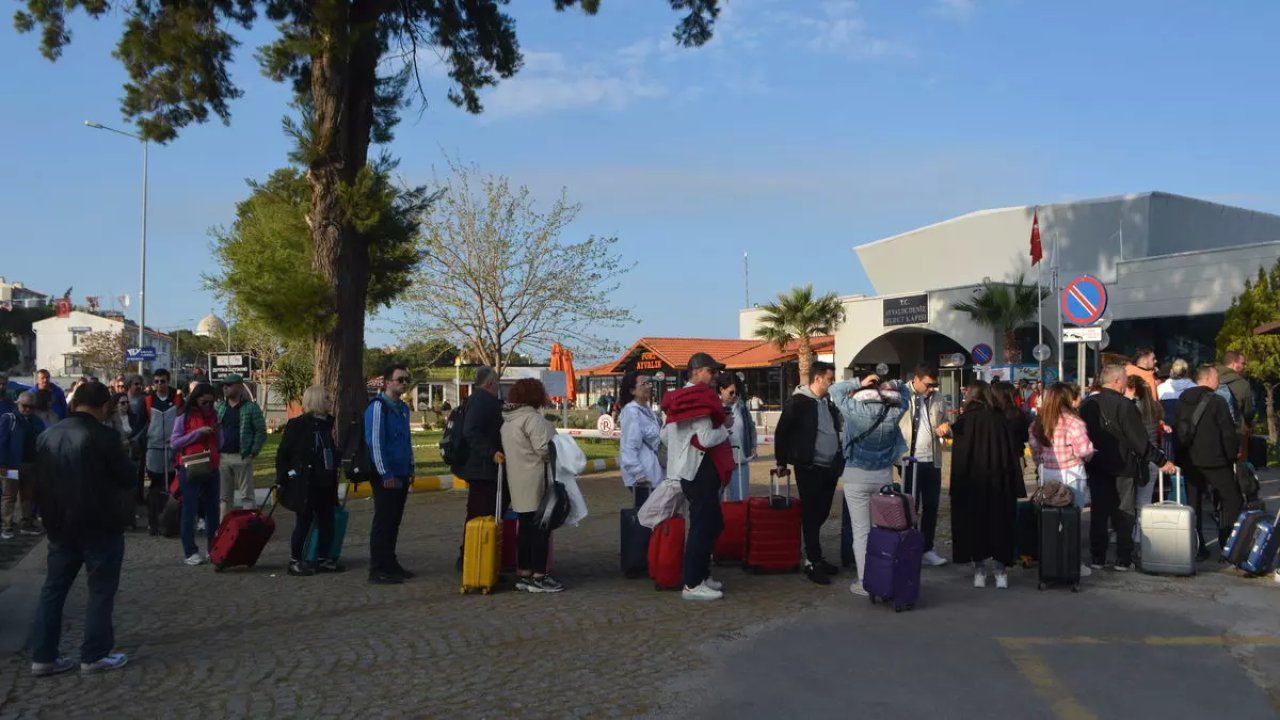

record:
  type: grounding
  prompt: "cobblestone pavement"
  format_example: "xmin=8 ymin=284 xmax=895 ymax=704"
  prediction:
xmin=0 ymin=458 xmax=1277 ymax=718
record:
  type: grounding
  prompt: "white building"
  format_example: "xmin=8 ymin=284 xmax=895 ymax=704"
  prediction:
xmin=740 ymin=191 xmax=1280 ymax=384
xmin=0 ymin=277 xmax=51 ymax=372
xmin=33 ymin=311 xmax=173 ymax=378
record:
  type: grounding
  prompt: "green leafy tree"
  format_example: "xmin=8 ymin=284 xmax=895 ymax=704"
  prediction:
xmin=15 ymin=0 xmax=718 ymax=440
xmin=753 ymin=285 xmax=846 ymax=386
xmin=951 ymin=275 xmax=1048 ymax=363
xmin=1216 ymin=265 xmax=1280 ymax=442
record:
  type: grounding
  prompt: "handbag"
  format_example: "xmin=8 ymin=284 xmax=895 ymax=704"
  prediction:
xmin=1031 ymin=480 xmax=1074 ymax=508
xmin=534 ymin=444 xmax=570 ymax=531
xmin=182 ymin=450 xmax=215 ymax=483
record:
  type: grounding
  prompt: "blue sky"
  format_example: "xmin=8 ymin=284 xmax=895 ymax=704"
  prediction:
xmin=4 ymin=0 xmax=1280 ymax=362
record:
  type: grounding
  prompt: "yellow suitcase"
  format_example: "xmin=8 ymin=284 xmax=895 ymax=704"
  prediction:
xmin=461 ymin=465 xmax=503 ymax=594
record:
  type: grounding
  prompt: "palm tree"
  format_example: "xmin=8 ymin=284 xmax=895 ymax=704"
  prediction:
xmin=754 ymin=285 xmax=846 ymax=385
xmin=951 ymin=275 xmax=1048 ymax=363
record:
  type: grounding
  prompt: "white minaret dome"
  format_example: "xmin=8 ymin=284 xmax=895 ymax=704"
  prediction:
xmin=195 ymin=312 xmax=227 ymax=337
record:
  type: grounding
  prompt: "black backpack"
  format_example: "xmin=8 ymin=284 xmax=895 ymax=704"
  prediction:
xmin=439 ymin=399 xmax=470 ymax=468
xmin=343 ymin=398 xmax=383 ymax=483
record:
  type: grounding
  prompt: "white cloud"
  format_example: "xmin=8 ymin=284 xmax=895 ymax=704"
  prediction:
xmin=481 ymin=49 xmax=667 ymax=119
xmin=931 ymin=0 xmax=977 ymax=21
xmin=770 ymin=0 xmax=917 ymax=59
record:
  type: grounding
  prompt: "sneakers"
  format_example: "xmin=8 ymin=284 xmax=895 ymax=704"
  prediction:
xmin=804 ymin=562 xmax=832 ymax=586
xmin=183 ymin=553 xmax=204 ymax=566
xmin=287 ymin=559 xmax=314 ymax=577
xmin=31 ymin=658 xmax=76 ymax=677
xmin=196 ymin=519 xmax=205 ymax=533
xmin=1079 ymin=564 xmax=1093 ymax=578
xmin=973 ymin=571 xmax=987 ymax=588
xmin=517 ymin=575 xmax=565 ymax=593
xmin=1089 ymin=558 xmax=1106 ymax=569
xmin=995 ymin=573 xmax=1009 ymax=589
xmin=848 ymin=580 xmax=869 ymax=597
xmin=19 ymin=524 xmax=42 ymax=536
xmin=390 ymin=565 xmax=415 ymax=580
xmin=922 ymin=550 xmax=950 ymax=567
xmin=681 ymin=582 xmax=724 ymax=601
xmin=368 ymin=571 xmax=404 ymax=585
xmin=0 ymin=529 xmax=13 ymax=540
xmin=315 ymin=559 xmax=345 ymax=573
xmin=1112 ymin=562 xmax=1132 ymax=573
xmin=704 ymin=577 xmax=723 ymax=591
xmin=80 ymin=653 xmax=128 ymax=674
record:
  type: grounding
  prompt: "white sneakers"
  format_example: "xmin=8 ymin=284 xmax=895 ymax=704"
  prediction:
xmin=184 ymin=553 xmax=204 ymax=566
xmin=682 ymin=582 xmax=723 ymax=601
xmin=1080 ymin=564 xmax=1093 ymax=578
xmin=975 ymin=570 xmax=1009 ymax=588
xmin=973 ymin=570 xmax=986 ymax=588
xmin=922 ymin=550 xmax=949 ymax=567
xmin=848 ymin=580 xmax=869 ymax=597
xmin=704 ymin=577 xmax=723 ymax=592
xmin=995 ymin=573 xmax=1009 ymax=589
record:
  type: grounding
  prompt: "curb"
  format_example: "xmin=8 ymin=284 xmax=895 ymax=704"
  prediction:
xmin=341 ymin=457 xmax=621 ymax=495
xmin=452 ymin=457 xmax=620 ymax=490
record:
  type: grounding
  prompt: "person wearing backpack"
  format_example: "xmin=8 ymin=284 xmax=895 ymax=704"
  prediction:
xmin=366 ymin=365 xmax=415 ymax=585
xmin=1173 ymin=363 xmax=1240 ymax=560
xmin=452 ymin=366 xmax=505 ymax=570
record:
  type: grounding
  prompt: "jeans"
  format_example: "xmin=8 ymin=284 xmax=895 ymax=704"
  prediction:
xmin=1088 ymin=473 xmax=1136 ymax=565
xmin=219 ymin=453 xmax=256 ymax=517
xmin=794 ymin=464 xmax=839 ymax=564
xmin=680 ymin=460 xmax=724 ymax=589
xmin=30 ymin=533 xmax=124 ymax=664
xmin=841 ymin=501 xmax=855 ymax=567
xmin=1132 ymin=465 xmax=1157 ymax=543
xmin=516 ymin=511 xmax=552 ymax=573
xmin=722 ymin=462 xmax=750 ymax=502
xmin=369 ymin=480 xmax=409 ymax=574
xmin=179 ymin=467 xmax=221 ymax=558
xmin=898 ymin=461 xmax=942 ymax=553
xmin=1 ymin=462 xmax=37 ymax=531
xmin=1186 ymin=465 xmax=1240 ymax=549
xmin=290 ymin=485 xmax=338 ymax=561
xmin=842 ymin=467 xmax=892 ymax=581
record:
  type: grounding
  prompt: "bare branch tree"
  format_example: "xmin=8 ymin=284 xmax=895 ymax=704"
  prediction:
xmin=403 ymin=162 xmax=635 ymax=376
xmin=76 ymin=330 xmax=128 ymax=377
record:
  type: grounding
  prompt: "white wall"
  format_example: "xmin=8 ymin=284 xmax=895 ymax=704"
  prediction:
xmin=832 ymin=287 xmax=1006 ymax=372
xmin=33 ymin=311 xmax=173 ymax=378
xmin=1113 ymin=241 xmax=1280 ymax=320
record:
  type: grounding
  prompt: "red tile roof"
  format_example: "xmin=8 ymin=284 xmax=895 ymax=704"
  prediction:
xmin=723 ymin=336 xmax=835 ymax=369
xmin=576 ymin=335 xmax=836 ymax=376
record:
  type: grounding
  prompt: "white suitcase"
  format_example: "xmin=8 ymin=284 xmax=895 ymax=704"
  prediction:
xmin=1139 ymin=470 xmax=1197 ymax=576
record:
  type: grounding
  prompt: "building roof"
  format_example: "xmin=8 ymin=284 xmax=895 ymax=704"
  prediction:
xmin=723 ymin=336 xmax=835 ymax=369
xmin=579 ymin=335 xmax=836 ymax=376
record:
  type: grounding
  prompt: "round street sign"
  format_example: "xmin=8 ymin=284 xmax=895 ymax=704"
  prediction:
xmin=875 ymin=363 xmax=890 ymax=376
xmin=971 ymin=344 xmax=994 ymax=366
xmin=1061 ymin=275 xmax=1108 ymax=326
xmin=1032 ymin=343 xmax=1052 ymax=362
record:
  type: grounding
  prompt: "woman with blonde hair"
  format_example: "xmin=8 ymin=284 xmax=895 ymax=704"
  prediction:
xmin=276 ymin=385 xmax=343 ymax=576
xmin=1029 ymin=382 xmax=1095 ymax=577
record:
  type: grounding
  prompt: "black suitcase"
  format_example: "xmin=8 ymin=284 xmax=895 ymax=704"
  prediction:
xmin=620 ymin=508 xmax=651 ymax=578
xmin=1014 ymin=499 xmax=1038 ymax=567
xmin=1037 ymin=505 xmax=1081 ymax=591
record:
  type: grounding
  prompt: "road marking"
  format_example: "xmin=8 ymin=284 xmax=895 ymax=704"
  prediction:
xmin=997 ymin=635 xmax=1280 ymax=720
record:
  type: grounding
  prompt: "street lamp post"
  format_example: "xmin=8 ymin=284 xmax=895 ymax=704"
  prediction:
xmin=85 ymin=120 xmax=148 ymax=375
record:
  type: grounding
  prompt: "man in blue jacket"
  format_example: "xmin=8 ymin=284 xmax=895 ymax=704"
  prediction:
xmin=366 ymin=364 xmax=415 ymax=585
xmin=0 ymin=391 xmax=47 ymax=539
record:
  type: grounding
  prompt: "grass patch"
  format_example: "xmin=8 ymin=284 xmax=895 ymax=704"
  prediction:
xmin=252 ymin=429 xmax=617 ymax=485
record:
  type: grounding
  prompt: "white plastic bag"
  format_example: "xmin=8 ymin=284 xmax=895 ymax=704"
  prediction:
xmin=552 ymin=434 xmax=589 ymax=527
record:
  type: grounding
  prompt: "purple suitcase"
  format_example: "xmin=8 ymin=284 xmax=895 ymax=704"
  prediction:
xmin=862 ymin=526 xmax=923 ymax=612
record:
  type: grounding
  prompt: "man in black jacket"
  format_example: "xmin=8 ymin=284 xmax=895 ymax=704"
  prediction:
xmin=774 ymin=361 xmax=844 ymax=585
xmin=1173 ymin=364 xmax=1240 ymax=559
xmin=29 ymin=381 xmax=135 ymax=677
xmin=1080 ymin=364 xmax=1175 ymax=571
xmin=453 ymin=366 xmax=506 ymax=568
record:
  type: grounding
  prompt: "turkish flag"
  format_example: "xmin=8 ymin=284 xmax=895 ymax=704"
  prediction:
xmin=1030 ymin=211 xmax=1043 ymax=266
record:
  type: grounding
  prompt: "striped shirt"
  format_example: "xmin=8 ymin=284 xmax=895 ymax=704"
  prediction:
xmin=1029 ymin=413 xmax=1095 ymax=471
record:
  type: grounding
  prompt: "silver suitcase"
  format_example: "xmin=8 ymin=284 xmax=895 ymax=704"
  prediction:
xmin=1139 ymin=470 xmax=1196 ymax=576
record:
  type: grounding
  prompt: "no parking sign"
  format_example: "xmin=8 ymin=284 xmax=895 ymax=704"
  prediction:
xmin=1061 ymin=275 xmax=1108 ymax=326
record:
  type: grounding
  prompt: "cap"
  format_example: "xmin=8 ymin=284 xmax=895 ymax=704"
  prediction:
xmin=220 ymin=373 xmax=244 ymax=385
xmin=687 ymin=352 xmax=726 ymax=373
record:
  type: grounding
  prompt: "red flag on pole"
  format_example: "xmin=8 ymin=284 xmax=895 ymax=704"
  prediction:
xmin=1030 ymin=211 xmax=1043 ymax=266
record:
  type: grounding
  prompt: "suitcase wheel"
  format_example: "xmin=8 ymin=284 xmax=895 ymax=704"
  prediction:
xmin=1071 ymin=584 xmax=1081 ymax=593
xmin=868 ymin=594 xmax=877 ymax=604
xmin=481 ymin=587 xmax=491 ymax=595
xmin=1037 ymin=582 xmax=1045 ymax=591
xmin=893 ymin=604 xmax=904 ymax=613
xmin=213 ymin=564 xmax=225 ymax=573
xmin=459 ymin=587 xmax=467 ymax=594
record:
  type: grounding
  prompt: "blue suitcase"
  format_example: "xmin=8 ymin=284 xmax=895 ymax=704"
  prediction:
xmin=620 ymin=508 xmax=651 ymax=578
xmin=304 ymin=505 xmax=350 ymax=563
xmin=1223 ymin=509 xmax=1268 ymax=566
xmin=1241 ymin=514 xmax=1280 ymax=575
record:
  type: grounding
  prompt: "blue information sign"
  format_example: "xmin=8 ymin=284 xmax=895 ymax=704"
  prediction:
xmin=125 ymin=346 xmax=158 ymax=362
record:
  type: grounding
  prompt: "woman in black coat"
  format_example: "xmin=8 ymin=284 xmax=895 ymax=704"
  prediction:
xmin=276 ymin=385 xmax=343 ymax=576
xmin=950 ymin=382 xmax=1019 ymax=589
xmin=992 ymin=381 xmax=1031 ymax=500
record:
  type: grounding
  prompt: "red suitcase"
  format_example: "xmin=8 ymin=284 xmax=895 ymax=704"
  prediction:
xmin=648 ymin=516 xmax=685 ymax=590
xmin=714 ymin=501 xmax=747 ymax=564
xmin=210 ymin=487 xmax=277 ymax=572
xmin=744 ymin=469 xmax=802 ymax=573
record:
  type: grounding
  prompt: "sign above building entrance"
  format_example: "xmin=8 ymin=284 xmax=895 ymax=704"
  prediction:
xmin=883 ymin=293 xmax=929 ymax=327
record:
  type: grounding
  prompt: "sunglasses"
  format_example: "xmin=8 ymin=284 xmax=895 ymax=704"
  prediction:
xmin=391 ymin=376 xmax=412 ymax=383
xmin=17 ymin=404 xmax=33 ymax=410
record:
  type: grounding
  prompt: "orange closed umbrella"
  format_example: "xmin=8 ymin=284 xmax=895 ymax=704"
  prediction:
xmin=563 ymin=348 xmax=577 ymax=405
xmin=548 ymin=343 xmax=564 ymax=405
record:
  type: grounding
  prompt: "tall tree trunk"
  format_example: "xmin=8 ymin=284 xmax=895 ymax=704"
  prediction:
xmin=797 ymin=335 xmax=813 ymax=388
xmin=308 ymin=3 xmax=380 ymax=449
xmin=1265 ymin=381 xmax=1277 ymax=446
xmin=1003 ymin=328 xmax=1021 ymax=363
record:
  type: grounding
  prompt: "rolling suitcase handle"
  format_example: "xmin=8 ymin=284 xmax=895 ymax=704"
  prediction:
xmin=769 ymin=467 xmax=793 ymax=509
xmin=495 ymin=461 xmax=505 ymax=521
xmin=1155 ymin=468 xmax=1184 ymax=506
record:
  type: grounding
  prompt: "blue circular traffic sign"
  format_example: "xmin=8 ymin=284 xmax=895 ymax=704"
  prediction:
xmin=1061 ymin=275 xmax=1108 ymax=326
xmin=971 ymin=343 xmax=993 ymax=366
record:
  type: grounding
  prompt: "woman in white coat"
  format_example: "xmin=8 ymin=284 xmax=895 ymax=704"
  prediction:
xmin=618 ymin=372 xmax=663 ymax=507
xmin=499 ymin=379 xmax=563 ymax=594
